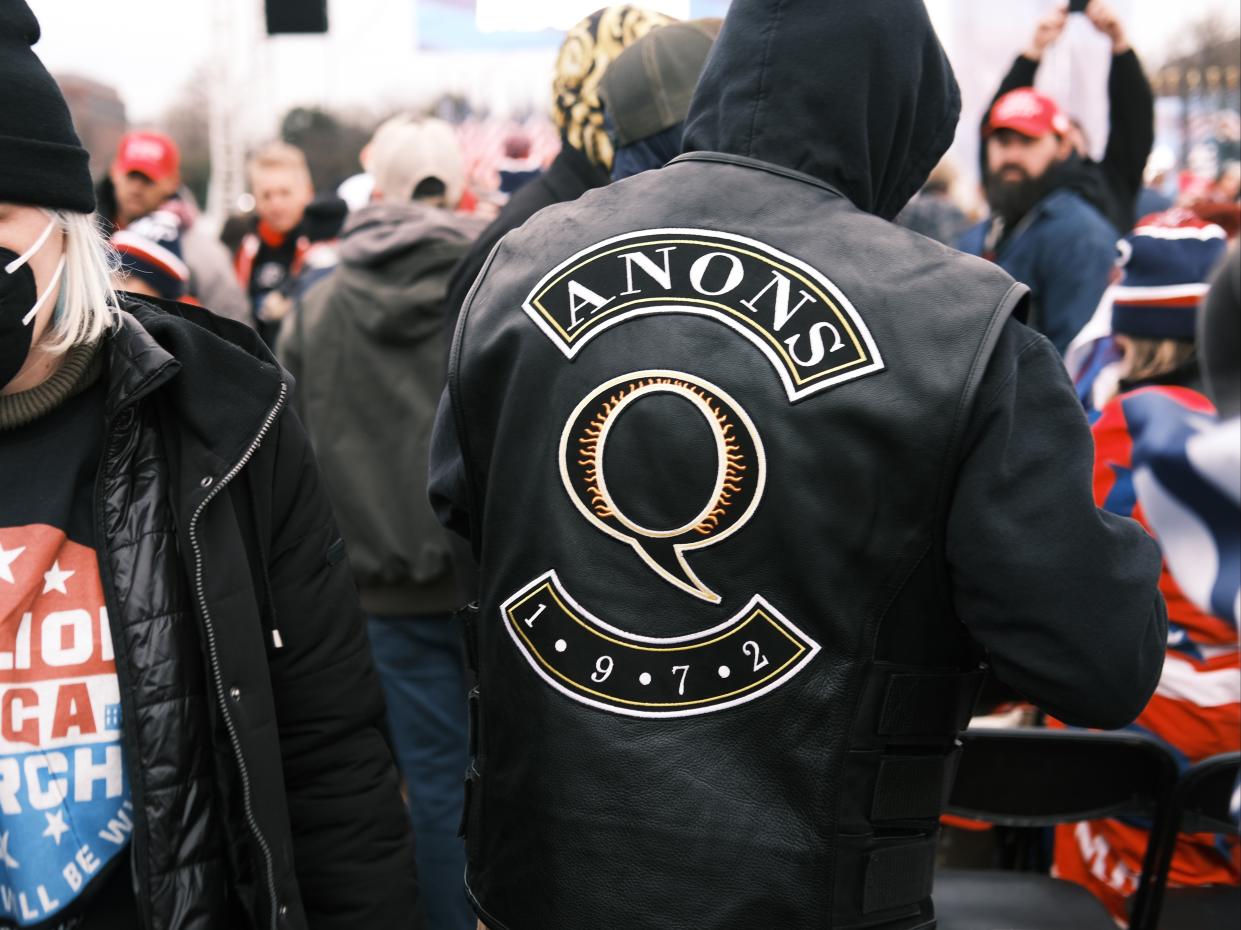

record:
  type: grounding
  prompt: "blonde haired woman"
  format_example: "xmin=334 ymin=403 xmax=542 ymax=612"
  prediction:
xmin=1 ymin=3 xmax=416 ymax=928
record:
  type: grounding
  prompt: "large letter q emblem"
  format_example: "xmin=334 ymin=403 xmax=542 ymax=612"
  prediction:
xmin=559 ymin=370 xmax=767 ymax=604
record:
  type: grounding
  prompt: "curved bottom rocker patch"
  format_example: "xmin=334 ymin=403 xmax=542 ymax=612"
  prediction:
xmin=502 ymin=570 xmax=820 ymax=718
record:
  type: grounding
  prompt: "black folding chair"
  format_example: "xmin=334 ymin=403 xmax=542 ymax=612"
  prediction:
xmin=1136 ymin=751 xmax=1240 ymax=930
xmin=934 ymin=727 xmax=1178 ymax=930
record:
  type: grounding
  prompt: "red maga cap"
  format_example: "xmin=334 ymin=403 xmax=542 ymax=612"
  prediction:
xmin=986 ymin=88 xmax=1071 ymax=140
xmin=115 ymin=130 xmax=180 ymax=182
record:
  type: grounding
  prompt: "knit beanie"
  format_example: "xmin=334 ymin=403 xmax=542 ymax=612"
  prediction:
xmin=112 ymin=210 xmax=190 ymax=300
xmin=0 ymin=0 xmax=95 ymax=212
xmin=1111 ymin=212 xmax=1228 ymax=342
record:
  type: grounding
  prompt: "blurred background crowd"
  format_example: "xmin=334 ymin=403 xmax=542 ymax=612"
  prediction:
xmin=9 ymin=2 xmax=1240 ymax=928
xmin=25 ymin=0 xmax=1240 ymax=240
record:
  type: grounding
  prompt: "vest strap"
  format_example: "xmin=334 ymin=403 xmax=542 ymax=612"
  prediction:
xmin=862 ymin=838 xmax=936 ymax=913
xmin=871 ymin=753 xmax=955 ymax=821
xmin=878 ymin=669 xmax=983 ymax=738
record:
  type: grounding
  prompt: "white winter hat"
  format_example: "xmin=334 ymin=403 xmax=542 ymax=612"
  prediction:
xmin=369 ymin=117 xmax=466 ymax=209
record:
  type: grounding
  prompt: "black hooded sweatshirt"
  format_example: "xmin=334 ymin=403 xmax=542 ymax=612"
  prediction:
xmin=432 ymin=2 xmax=1165 ymax=928
xmin=682 ymin=0 xmax=961 ymax=222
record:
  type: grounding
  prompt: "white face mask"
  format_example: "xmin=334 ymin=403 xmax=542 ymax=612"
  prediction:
xmin=3 ymin=211 xmax=66 ymax=326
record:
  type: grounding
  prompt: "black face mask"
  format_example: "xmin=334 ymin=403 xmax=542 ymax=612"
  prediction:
xmin=1 ymin=214 xmax=63 ymax=390
xmin=0 ymin=246 xmax=39 ymax=389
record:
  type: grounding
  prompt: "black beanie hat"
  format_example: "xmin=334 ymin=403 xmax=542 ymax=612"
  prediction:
xmin=0 ymin=0 xmax=95 ymax=212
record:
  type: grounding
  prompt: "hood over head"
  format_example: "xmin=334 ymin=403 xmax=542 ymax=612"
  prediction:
xmin=682 ymin=0 xmax=960 ymax=220
xmin=331 ymin=201 xmax=480 ymax=340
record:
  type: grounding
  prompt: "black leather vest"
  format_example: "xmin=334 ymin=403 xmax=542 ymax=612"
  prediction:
xmin=451 ymin=152 xmax=1026 ymax=930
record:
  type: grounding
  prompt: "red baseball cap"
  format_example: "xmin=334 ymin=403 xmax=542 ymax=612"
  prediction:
xmin=985 ymin=89 xmax=1071 ymax=140
xmin=115 ymin=131 xmax=180 ymax=182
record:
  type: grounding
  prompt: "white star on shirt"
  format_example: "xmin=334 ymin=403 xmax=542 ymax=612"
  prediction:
xmin=0 ymin=543 xmax=25 ymax=584
xmin=0 ymin=830 xmax=19 ymax=867
xmin=42 ymin=811 xmax=70 ymax=847
xmin=42 ymin=561 xmax=74 ymax=595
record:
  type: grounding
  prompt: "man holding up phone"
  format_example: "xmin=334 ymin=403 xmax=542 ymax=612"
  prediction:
xmin=981 ymin=0 xmax=1154 ymax=235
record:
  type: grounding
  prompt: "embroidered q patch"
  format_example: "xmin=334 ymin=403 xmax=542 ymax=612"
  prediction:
xmin=559 ymin=370 xmax=764 ymax=604
xmin=522 ymin=228 xmax=884 ymax=402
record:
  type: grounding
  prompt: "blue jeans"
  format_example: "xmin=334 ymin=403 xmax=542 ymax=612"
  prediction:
xmin=367 ymin=613 xmax=474 ymax=930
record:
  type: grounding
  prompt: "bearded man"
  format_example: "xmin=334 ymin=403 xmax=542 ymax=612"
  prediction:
xmin=960 ymin=88 xmax=1119 ymax=354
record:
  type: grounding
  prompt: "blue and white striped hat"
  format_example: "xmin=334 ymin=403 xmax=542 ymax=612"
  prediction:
xmin=1111 ymin=212 xmax=1229 ymax=342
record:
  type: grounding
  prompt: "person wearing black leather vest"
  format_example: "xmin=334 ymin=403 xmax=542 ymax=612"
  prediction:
xmin=428 ymin=1 xmax=1168 ymax=928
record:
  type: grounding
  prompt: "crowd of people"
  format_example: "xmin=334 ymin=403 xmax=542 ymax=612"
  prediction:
xmin=1 ymin=0 xmax=1238 ymax=928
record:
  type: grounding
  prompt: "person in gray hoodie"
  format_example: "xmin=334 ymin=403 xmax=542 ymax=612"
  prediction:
xmin=278 ymin=116 xmax=483 ymax=930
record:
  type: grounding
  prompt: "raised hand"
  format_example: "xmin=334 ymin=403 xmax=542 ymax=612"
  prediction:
xmin=1025 ymin=6 xmax=1069 ymax=61
xmin=1086 ymin=1 xmax=1130 ymax=54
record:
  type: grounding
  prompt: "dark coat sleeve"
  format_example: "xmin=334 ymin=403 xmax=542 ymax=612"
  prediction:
xmin=946 ymin=318 xmax=1167 ymax=729
xmin=1100 ymin=49 xmax=1155 ymax=227
xmin=262 ymin=405 xmax=420 ymax=929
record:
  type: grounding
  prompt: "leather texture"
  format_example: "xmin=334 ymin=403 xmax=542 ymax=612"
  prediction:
xmin=449 ymin=152 xmax=1024 ymax=930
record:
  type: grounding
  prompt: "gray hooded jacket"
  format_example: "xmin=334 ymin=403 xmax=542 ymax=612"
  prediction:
xmin=281 ymin=201 xmax=481 ymax=613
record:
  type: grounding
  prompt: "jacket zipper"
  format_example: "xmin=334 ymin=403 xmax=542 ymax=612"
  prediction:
xmin=186 ymin=381 xmax=287 ymax=930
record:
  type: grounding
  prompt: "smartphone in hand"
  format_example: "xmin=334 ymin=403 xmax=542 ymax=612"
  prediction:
xmin=1068 ymin=0 xmax=1089 ymax=13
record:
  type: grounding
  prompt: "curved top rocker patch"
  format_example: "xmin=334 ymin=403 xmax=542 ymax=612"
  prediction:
xmin=522 ymin=227 xmax=884 ymax=402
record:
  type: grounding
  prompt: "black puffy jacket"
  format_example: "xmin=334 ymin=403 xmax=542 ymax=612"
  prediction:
xmin=96 ymin=297 xmax=417 ymax=930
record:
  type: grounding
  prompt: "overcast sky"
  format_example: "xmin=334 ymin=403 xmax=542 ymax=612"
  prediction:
xmin=27 ymin=0 xmax=1241 ymax=125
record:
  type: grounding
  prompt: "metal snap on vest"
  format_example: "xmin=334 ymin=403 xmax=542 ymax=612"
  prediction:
xmin=278 ymin=904 xmax=288 ymax=919
xmin=200 ymin=476 xmax=213 ymax=488
xmin=229 ymin=686 xmax=241 ymax=701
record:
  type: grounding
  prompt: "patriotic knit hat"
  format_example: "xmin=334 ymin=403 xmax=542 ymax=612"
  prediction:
xmin=1111 ymin=211 xmax=1229 ymax=342
xmin=0 ymin=0 xmax=94 ymax=212
xmin=111 ymin=210 xmax=191 ymax=300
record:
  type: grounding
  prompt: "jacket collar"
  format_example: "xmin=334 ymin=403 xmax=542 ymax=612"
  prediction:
xmin=989 ymin=188 xmax=1089 ymax=258
xmin=105 ymin=297 xmax=285 ymax=470
xmin=105 ymin=308 xmax=181 ymax=418
xmin=671 ymin=151 xmax=848 ymax=200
